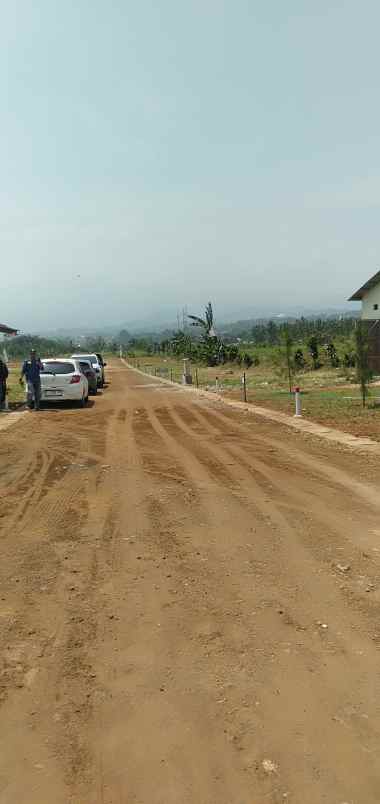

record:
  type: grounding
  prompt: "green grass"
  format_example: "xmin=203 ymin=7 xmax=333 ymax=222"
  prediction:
xmin=5 ymin=365 xmax=26 ymax=406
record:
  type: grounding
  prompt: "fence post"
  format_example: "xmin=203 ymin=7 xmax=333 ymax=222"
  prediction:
xmin=170 ymin=368 xmax=173 ymax=382
xmin=182 ymin=358 xmax=192 ymax=385
xmin=242 ymin=371 xmax=247 ymax=403
xmin=195 ymin=367 xmax=199 ymax=388
xmin=294 ymin=386 xmax=302 ymax=417
xmin=154 ymin=367 xmax=157 ymax=376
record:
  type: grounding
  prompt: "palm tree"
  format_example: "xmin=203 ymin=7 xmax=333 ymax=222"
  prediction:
xmin=188 ymin=302 xmax=216 ymax=338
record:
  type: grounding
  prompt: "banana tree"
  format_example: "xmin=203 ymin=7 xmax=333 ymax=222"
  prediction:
xmin=188 ymin=302 xmax=216 ymax=338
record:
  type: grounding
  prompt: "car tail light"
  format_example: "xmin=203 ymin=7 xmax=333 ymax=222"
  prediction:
xmin=70 ymin=374 xmax=81 ymax=384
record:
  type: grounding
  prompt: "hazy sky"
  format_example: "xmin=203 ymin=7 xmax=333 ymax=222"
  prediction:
xmin=1 ymin=0 xmax=379 ymax=330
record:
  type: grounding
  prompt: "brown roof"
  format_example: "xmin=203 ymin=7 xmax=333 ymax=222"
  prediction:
xmin=349 ymin=270 xmax=380 ymax=301
xmin=0 ymin=323 xmax=18 ymax=335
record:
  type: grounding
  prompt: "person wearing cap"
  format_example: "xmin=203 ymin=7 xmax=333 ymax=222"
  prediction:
xmin=20 ymin=350 xmax=43 ymax=410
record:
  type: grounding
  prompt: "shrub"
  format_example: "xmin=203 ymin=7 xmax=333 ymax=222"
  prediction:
xmin=294 ymin=349 xmax=306 ymax=369
xmin=343 ymin=352 xmax=356 ymax=368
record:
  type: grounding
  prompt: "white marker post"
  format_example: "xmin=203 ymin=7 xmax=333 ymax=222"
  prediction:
xmin=182 ymin=358 xmax=192 ymax=385
xmin=294 ymin=386 xmax=302 ymax=417
xmin=242 ymin=372 xmax=247 ymax=403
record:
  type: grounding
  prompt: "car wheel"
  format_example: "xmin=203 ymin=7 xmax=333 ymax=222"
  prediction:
xmin=78 ymin=395 xmax=86 ymax=408
xmin=93 ymin=385 xmax=98 ymax=395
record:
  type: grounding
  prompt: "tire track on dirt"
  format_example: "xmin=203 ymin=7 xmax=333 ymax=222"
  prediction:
xmin=155 ymin=401 xmax=380 ymax=651
xmin=82 ymin=392 xmax=286 ymax=803
xmin=198 ymin=403 xmax=380 ymax=509
xmin=0 ymin=408 xmax=115 ymax=802
xmin=149 ymin=398 xmax=380 ymax=802
xmin=152 ymin=404 xmax=242 ymax=493
xmin=174 ymin=403 xmax=380 ymax=635
xmin=4 ymin=363 xmax=380 ymax=804
xmin=176 ymin=402 xmax=379 ymax=545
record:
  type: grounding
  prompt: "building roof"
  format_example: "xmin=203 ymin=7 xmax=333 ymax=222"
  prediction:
xmin=0 ymin=323 xmax=18 ymax=335
xmin=349 ymin=270 xmax=380 ymax=301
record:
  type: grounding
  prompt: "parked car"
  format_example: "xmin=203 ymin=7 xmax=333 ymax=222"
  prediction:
xmin=71 ymin=353 xmax=104 ymax=387
xmin=79 ymin=360 xmax=97 ymax=395
xmin=96 ymin=353 xmax=107 ymax=385
xmin=40 ymin=359 xmax=89 ymax=406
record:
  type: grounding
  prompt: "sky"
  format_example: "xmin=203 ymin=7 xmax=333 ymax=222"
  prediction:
xmin=1 ymin=0 xmax=379 ymax=330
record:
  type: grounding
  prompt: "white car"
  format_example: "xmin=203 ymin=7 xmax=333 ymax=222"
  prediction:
xmin=70 ymin=353 xmax=104 ymax=387
xmin=40 ymin=359 xmax=89 ymax=406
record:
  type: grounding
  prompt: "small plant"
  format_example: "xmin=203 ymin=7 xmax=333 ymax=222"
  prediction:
xmin=282 ymin=326 xmax=294 ymax=392
xmin=308 ymin=336 xmax=321 ymax=370
xmin=274 ymin=326 xmax=294 ymax=392
xmin=294 ymin=349 xmax=306 ymax=370
xmin=343 ymin=352 xmax=356 ymax=368
xmin=241 ymin=352 xmax=253 ymax=368
xmin=355 ymin=321 xmax=371 ymax=408
xmin=326 ymin=341 xmax=340 ymax=367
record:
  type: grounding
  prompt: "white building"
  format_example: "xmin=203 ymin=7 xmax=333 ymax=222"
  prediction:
xmin=349 ymin=270 xmax=380 ymax=373
xmin=349 ymin=270 xmax=380 ymax=319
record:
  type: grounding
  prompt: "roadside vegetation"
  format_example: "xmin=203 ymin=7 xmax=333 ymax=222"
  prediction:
xmin=121 ymin=304 xmax=380 ymax=441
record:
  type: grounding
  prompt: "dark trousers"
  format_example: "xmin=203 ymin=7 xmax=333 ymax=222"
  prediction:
xmin=26 ymin=380 xmax=41 ymax=409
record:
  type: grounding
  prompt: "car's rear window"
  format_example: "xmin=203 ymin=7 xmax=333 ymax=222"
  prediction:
xmin=79 ymin=362 xmax=93 ymax=371
xmin=42 ymin=361 xmax=75 ymax=374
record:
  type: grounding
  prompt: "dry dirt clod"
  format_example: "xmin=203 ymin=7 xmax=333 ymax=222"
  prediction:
xmin=262 ymin=758 xmax=278 ymax=774
xmin=335 ymin=563 xmax=351 ymax=573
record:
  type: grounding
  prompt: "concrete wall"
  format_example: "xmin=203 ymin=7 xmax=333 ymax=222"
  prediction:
xmin=361 ymin=283 xmax=380 ymax=319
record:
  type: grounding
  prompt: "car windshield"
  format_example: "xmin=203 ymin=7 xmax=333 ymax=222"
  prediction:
xmin=42 ymin=361 xmax=75 ymax=375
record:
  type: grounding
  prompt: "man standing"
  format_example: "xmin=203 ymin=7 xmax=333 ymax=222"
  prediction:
xmin=0 ymin=357 xmax=8 ymax=410
xmin=20 ymin=350 xmax=43 ymax=410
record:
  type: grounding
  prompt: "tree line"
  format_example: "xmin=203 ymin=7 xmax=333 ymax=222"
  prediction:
xmin=2 ymin=334 xmax=119 ymax=360
xmin=250 ymin=315 xmax=357 ymax=346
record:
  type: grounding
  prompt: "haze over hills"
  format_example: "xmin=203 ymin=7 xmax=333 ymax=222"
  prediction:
xmin=33 ymin=303 xmax=359 ymax=340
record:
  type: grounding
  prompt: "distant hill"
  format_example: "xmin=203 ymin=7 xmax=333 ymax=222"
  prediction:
xmin=35 ymin=306 xmax=359 ymax=340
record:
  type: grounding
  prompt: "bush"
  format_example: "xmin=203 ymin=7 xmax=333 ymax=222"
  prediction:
xmin=241 ymin=352 xmax=253 ymax=368
xmin=308 ymin=336 xmax=322 ymax=370
xmin=294 ymin=349 xmax=306 ymax=369
xmin=325 ymin=341 xmax=340 ymax=367
xmin=343 ymin=352 xmax=356 ymax=368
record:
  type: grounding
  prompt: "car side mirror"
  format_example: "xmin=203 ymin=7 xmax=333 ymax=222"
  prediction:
xmin=104 ymin=362 xmax=107 ymax=367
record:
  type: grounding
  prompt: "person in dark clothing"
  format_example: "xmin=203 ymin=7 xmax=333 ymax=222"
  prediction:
xmin=20 ymin=350 xmax=43 ymax=410
xmin=0 ymin=358 xmax=8 ymax=409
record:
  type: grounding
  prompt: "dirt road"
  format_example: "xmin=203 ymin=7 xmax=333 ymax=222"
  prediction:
xmin=1 ymin=360 xmax=380 ymax=803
